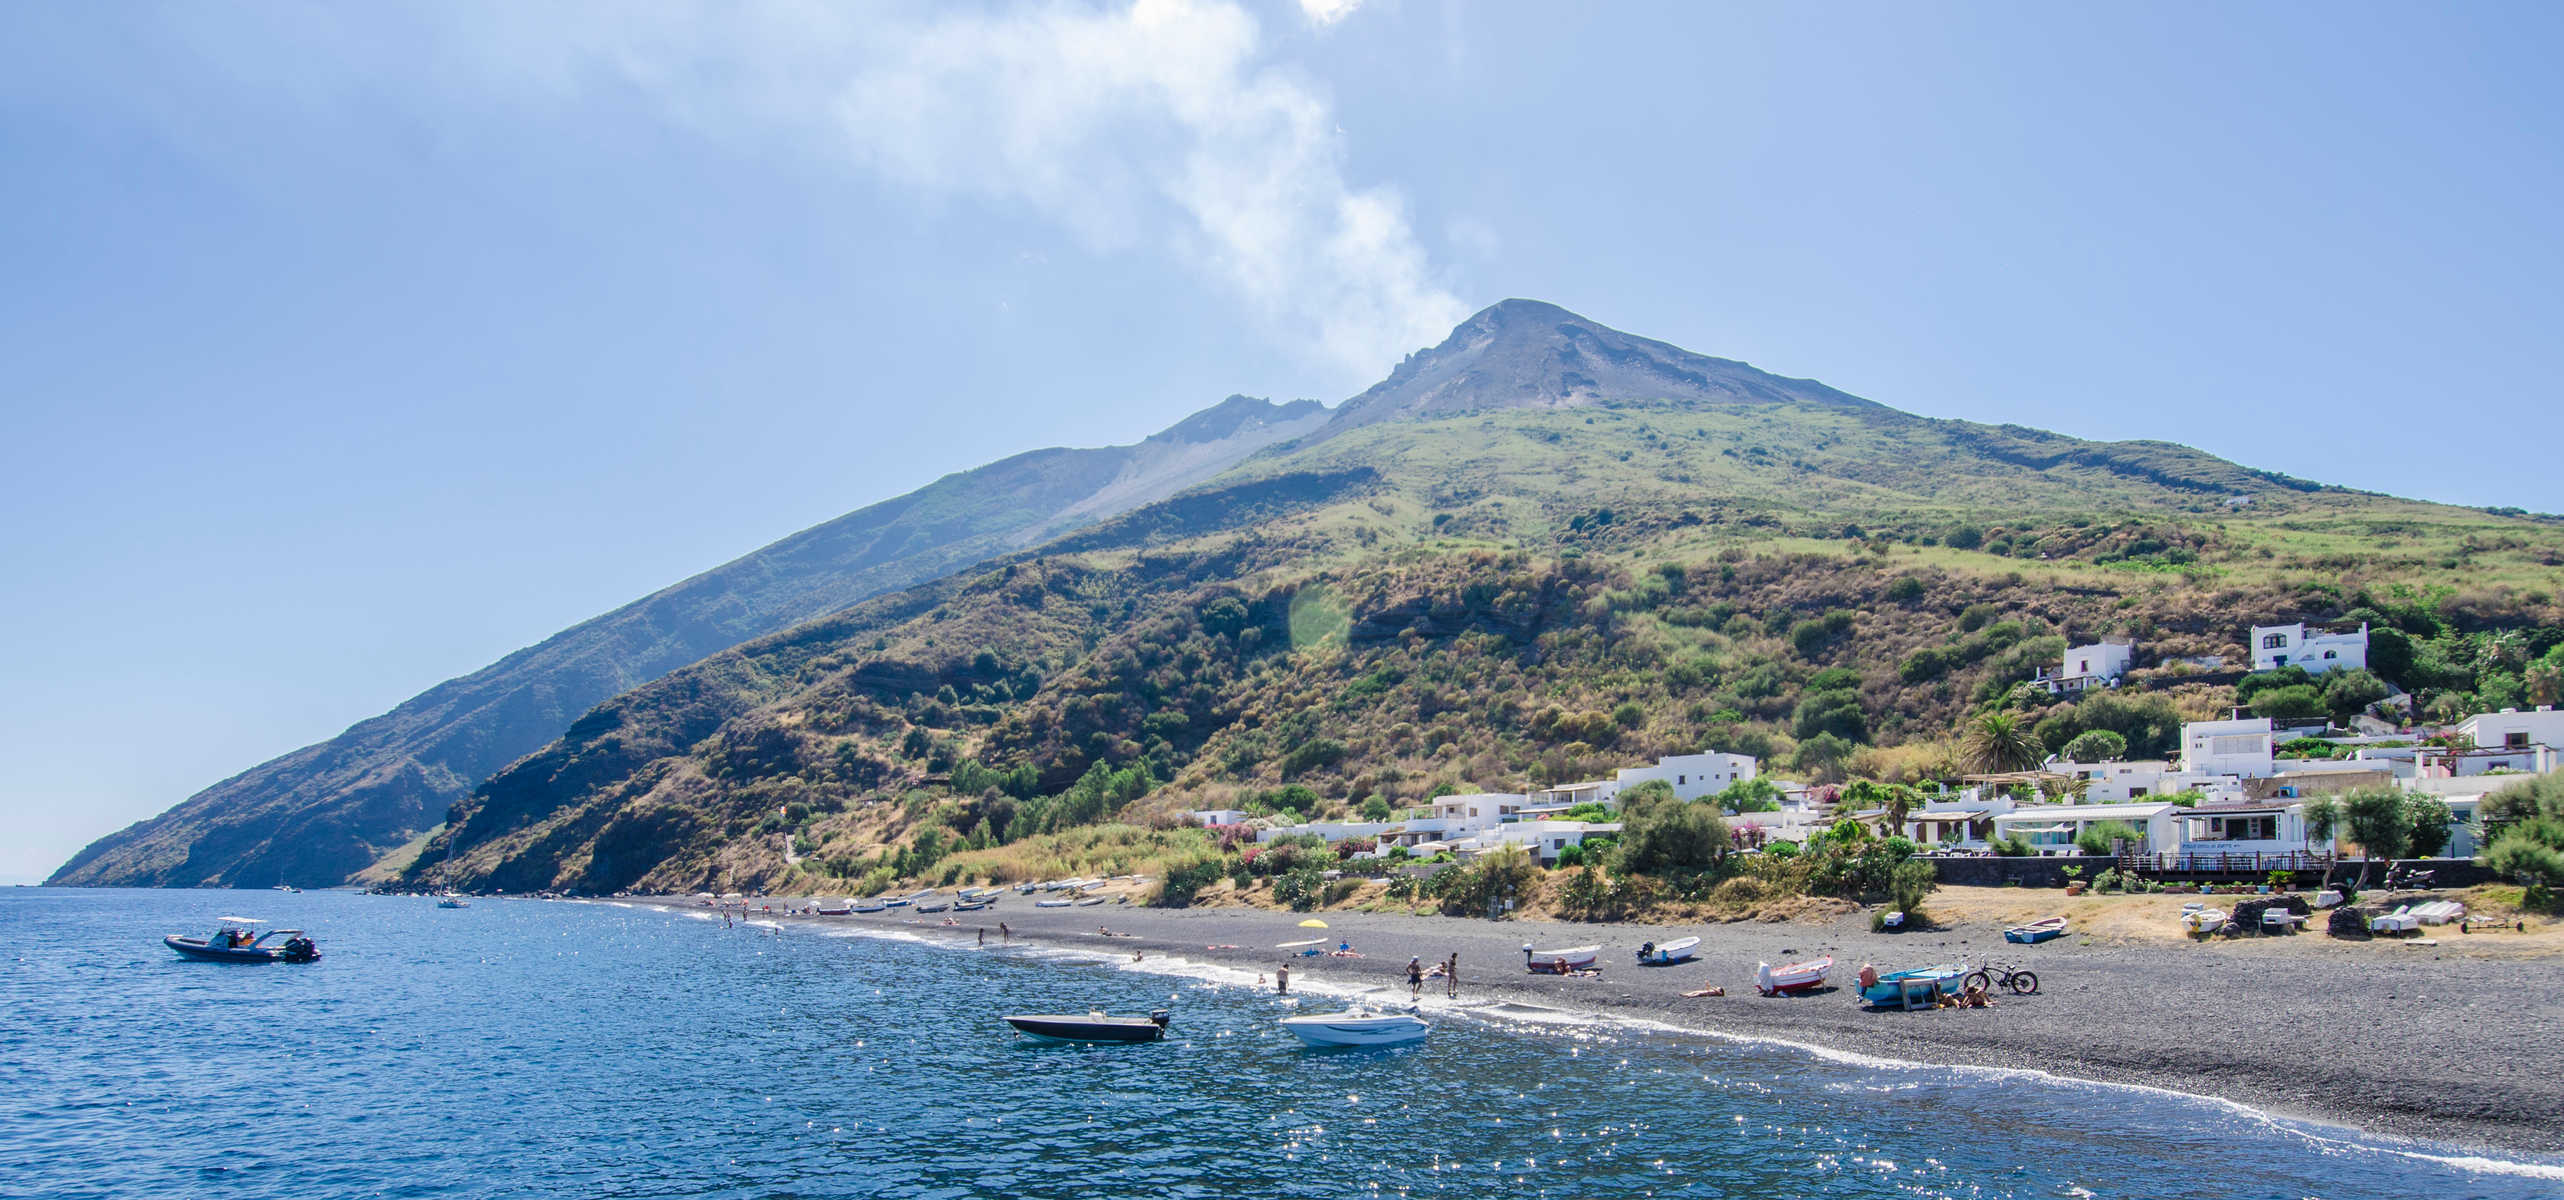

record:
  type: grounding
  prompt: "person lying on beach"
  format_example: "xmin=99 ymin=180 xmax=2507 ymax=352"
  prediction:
xmin=1856 ymin=963 xmax=1880 ymax=991
xmin=1682 ymin=984 xmax=1726 ymax=998
xmin=1960 ymin=982 xmax=1995 ymax=1008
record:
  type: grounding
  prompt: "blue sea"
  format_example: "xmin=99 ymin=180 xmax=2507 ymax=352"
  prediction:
xmin=4 ymin=890 xmax=2557 ymax=1199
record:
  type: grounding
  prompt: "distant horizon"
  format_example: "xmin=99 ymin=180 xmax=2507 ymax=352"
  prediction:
xmin=7 ymin=1 xmax=2562 ymax=882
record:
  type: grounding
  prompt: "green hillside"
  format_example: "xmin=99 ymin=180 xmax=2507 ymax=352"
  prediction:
xmin=403 ymin=303 xmax=2564 ymax=896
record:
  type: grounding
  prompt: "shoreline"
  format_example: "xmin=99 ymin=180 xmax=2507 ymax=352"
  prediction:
xmin=619 ymin=892 xmax=2564 ymax=1160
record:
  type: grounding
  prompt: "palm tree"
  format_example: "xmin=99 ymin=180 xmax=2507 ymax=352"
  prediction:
xmin=1961 ymin=712 xmax=2046 ymax=775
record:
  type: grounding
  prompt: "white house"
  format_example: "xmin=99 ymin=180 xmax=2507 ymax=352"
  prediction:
xmin=2173 ymin=801 xmax=2310 ymax=865
xmin=1617 ymin=752 xmax=1758 ymax=801
xmin=1992 ymin=802 xmax=2188 ymax=857
xmin=2252 ymin=622 xmax=2369 ymax=674
xmin=2456 ymin=707 xmax=2564 ymax=753
xmin=2182 ymin=717 xmax=2278 ymax=778
xmin=1459 ymin=820 xmax=1623 ymax=866
xmin=2036 ymin=639 xmax=2135 ymax=694
xmin=1188 ymin=809 xmax=1250 ymax=827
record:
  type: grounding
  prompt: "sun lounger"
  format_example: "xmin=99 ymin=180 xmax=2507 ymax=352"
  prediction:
xmin=2368 ymin=905 xmax=2419 ymax=933
xmin=2414 ymin=901 xmax=2464 ymax=926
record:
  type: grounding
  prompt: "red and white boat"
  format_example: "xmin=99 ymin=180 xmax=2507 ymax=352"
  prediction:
xmin=1754 ymin=956 xmax=1833 ymax=995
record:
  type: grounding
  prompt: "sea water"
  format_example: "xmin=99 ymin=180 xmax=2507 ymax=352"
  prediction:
xmin=3 ymin=889 xmax=2556 ymax=1199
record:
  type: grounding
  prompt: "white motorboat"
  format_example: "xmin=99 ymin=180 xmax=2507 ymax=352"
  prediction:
xmin=1035 ymin=898 xmax=1073 ymax=908
xmin=1634 ymin=936 xmax=1698 ymax=965
xmin=436 ymin=893 xmax=469 ymax=909
xmin=1277 ymin=1008 xmax=1430 ymax=1048
xmin=1522 ymin=944 xmax=1600 ymax=973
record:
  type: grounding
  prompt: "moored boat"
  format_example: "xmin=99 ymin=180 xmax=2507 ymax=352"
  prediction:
xmin=1635 ymin=936 xmax=1699 ymax=965
xmin=1754 ymin=956 xmax=1834 ymax=995
xmin=1278 ymin=1008 xmax=1430 ymax=1047
xmin=164 ymin=918 xmax=320 ymax=964
xmin=2004 ymin=916 xmax=2069 ymax=944
xmin=1005 ymin=1009 xmax=1171 ymax=1043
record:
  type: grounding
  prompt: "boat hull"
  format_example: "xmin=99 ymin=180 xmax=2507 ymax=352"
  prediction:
xmin=1859 ymin=966 xmax=1962 ymax=1005
xmin=1636 ymin=937 xmax=1699 ymax=965
xmin=2005 ymin=925 xmax=2066 ymax=944
xmin=164 ymin=936 xmax=318 ymax=964
xmin=1278 ymin=1015 xmax=1430 ymax=1047
xmin=1004 ymin=1015 xmax=1167 ymax=1043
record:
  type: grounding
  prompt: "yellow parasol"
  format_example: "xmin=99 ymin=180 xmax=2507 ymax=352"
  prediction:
xmin=1297 ymin=918 xmax=1328 ymax=928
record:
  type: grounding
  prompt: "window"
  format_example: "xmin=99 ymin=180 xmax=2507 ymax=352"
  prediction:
xmin=2128 ymin=787 xmax=2148 ymax=797
xmin=2262 ymin=634 xmax=2287 ymax=649
xmin=1677 ymin=775 xmax=1686 ymax=785
xmin=2322 ymin=650 xmax=2338 ymax=660
xmin=2506 ymin=732 xmax=2531 ymax=749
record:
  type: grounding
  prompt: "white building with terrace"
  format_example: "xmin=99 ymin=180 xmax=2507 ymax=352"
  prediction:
xmin=2251 ymin=622 xmax=2369 ymax=674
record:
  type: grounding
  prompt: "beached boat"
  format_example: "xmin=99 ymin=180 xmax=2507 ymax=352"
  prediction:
xmin=1522 ymin=944 xmax=1600 ymax=973
xmin=1754 ymin=956 xmax=1834 ymax=995
xmin=2180 ymin=905 xmax=2228 ymax=934
xmin=815 ymin=899 xmax=854 ymax=916
xmin=1858 ymin=964 xmax=1963 ymax=1006
xmin=2004 ymin=916 xmax=2068 ymax=944
xmin=1634 ymin=937 xmax=1699 ymax=965
xmin=165 ymin=918 xmax=320 ymax=964
xmin=953 ymin=900 xmax=991 ymax=912
xmin=1034 ymin=898 xmax=1074 ymax=908
xmin=1016 ymin=882 xmax=1039 ymax=894
xmin=915 ymin=899 xmax=951 ymax=914
xmin=853 ymin=902 xmax=888 ymax=914
xmin=1005 ymin=1009 xmax=1171 ymax=1043
xmin=1073 ymin=896 xmax=1107 ymax=907
xmin=1277 ymin=1008 xmax=1430 ymax=1048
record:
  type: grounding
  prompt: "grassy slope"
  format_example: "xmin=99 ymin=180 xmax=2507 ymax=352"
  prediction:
xmin=407 ymin=399 xmax=2564 ymax=896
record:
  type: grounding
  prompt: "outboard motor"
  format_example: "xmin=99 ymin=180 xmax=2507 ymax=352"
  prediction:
xmin=1147 ymin=1009 xmax=1171 ymax=1028
xmin=1636 ymin=941 xmax=1655 ymax=963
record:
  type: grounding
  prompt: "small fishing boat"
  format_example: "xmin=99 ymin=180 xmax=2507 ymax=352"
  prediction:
xmin=852 ymin=902 xmax=888 ymax=914
xmin=1034 ymin=898 xmax=1074 ymax=908
xmin=1016 ymin=882 xmax=1039 ymax=894
xmin=2004 ymin=915 xmax=2069 ymax=944
xmin=882 ymin=897 xmax=911 ymax=909
xmin=2180 ymin=905 xmax=2228 ymax=934
xmin=1278 ymin=1008 xmax=1430 ymax=1048
xmin=435 ymin=893 xmax=469 ymax=909
xmin=1634 ymin=936 xmax=1699 ymax=965
xmin=1522 ymin=944 xmax=1600 ymax=973
xmin=1754 ymin=956 xmax=1834 ymax=995
xmin=953 ymin=899 xmax=991 ymax=912
xmin=1005 ymin=1009 xmax=1171 ymax=1043
xmin=1073 ymin=896 xmax=1107 ymax=907
xmin=1276 ymin=937 xmax=1325 ymax=956
xmin=915 ymin=899 xmax=952 ymax=914
xmin=815 ymin=898 xmax=854 ymax=916
xmin=164 ymin=918 xmax=320 ymax=964
xmin=1858 ymin=964 xmax=1963 ymax=1006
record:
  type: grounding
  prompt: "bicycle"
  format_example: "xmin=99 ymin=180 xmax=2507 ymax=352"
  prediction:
xmin=1962 ymin=960 xmax=2040 ymax=996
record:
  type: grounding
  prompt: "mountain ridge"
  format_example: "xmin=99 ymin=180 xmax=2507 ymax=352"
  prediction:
xmin=50 ymin=394 xmax=1326 ymax=888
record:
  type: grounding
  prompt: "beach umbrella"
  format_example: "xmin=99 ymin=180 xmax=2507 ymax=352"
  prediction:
xmin=1298 ymin=918 xmax=1328 ymax=928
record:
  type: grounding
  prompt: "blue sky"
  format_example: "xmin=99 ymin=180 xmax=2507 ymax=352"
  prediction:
xmin=5 ymin=1 xmax=2561 ymax=882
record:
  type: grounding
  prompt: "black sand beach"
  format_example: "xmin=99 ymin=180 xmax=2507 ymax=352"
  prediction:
xmin=661 ymin=896 xmax=2564 ymax=1157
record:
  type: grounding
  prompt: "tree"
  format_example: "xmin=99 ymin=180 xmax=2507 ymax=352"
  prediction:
xmin=2325 ymin=787 xmax=2415 ymax=887
xmin=1961 ymin=712 xmax=2045 ymax=774
xmin=1795 ymin=732 xmax=1854 ymax=782
xmin=2321 ymin=669 xmax=2391 ymax=721
xmin=2249 ymin=685 xmax=2326 ymax=722
xmin=2403 ymin=795 xmax=2454 ymax=859
xmin=2484 ymin=818 xmax=2564 ymax=908
xmin=2059 ymin=729 xmax=2127 ymax=763
xmin=1841 ymin=780 xmax=1912 ymax=839
xmin=1359 ymin=794 xmax=1393 ymax=821
xmin=1615 ymin=789 xmax=1732 ymax=876
xmin=1713 ymin=776 xmax=1781 ymax=815
xmin=2074 ymin=820 xmax=2143 ymax=856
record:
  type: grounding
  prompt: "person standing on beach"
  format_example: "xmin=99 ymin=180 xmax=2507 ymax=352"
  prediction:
xmin=978 ymin=928 xmax=986 ymax=947
xmin=1445 ymin=952 xmax=1459 ymax=999
xmin=1000 ymin=922 xmax=1011 ymax=943
xmin=1407 ymin=956 xmax=1424 ymax=999
xmin=1277 ymin=963 xmax=1291 ymax=994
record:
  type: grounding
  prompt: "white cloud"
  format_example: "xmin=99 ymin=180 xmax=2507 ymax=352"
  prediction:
xmin=831 ymin=0 xmax=1461 ymax=376
xmin=55 ymin=0 xmax=1462 ymax=380
xmin=1297 ymin=0 xmax=1367 ymax=27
